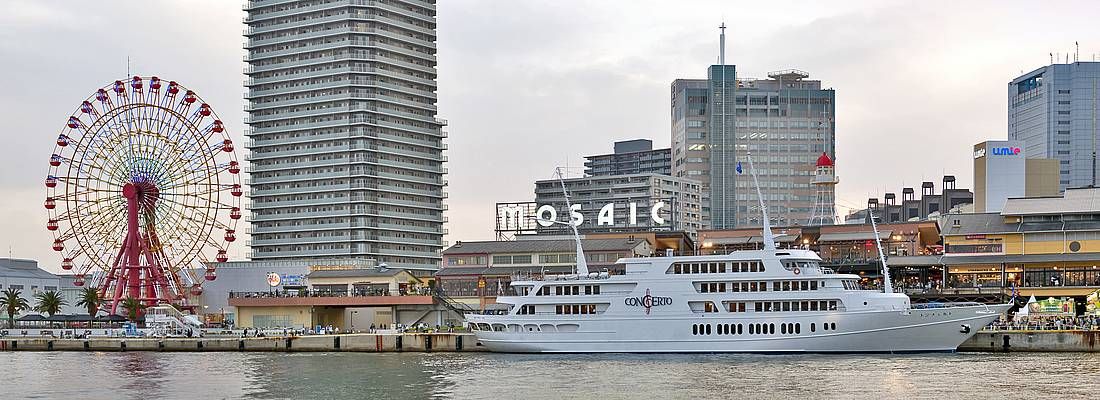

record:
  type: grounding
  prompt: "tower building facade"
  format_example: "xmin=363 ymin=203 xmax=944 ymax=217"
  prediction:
xmin=1008 ymin=61 xmax=1100 ymax=191
xmin=707 ymin=68 xmax=836 ymax=229
xmin=243 ymin=0 xmax=447 ymax=269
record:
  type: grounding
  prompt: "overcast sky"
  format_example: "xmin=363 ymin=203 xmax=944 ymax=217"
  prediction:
xmin=2 ymin=0 xmax=1099 ymax=271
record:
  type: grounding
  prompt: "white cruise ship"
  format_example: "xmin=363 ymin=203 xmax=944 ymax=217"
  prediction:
xmin=466 ymin=249 xmax=1010 ymax=353
xmin=466 ymin=163 xmax=1010 ymax=353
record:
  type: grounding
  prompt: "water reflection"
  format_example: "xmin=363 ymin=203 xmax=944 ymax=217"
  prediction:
xmin=5 ymin=352 xmax=1100 ymax=399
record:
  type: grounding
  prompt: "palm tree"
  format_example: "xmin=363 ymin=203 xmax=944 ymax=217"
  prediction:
xmin=76 ymin=287 xmax=102 ymax=317
xmin=34 ymin=291 xmax=67 ymax=317
xmin=120 ymin=296 xmax=146 ymax=323
xmin=0 ymin=288 xmax=30 ymax=328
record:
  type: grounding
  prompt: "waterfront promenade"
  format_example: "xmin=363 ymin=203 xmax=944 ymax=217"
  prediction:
xmin=0 ymin=332 xmax=483 ymax=353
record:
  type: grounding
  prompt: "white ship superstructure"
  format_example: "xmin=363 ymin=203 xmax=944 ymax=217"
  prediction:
xmin=466 ymin=250 xmax=1009 ymax=353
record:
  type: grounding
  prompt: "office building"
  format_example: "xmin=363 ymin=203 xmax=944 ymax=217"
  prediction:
xmin=584 ymin=139 xmax=672 ymax=176
xmin=244 ymin=0 xmax=447 ymax=268
xmin=533 ymin=174 xmax=702 ymax=236
xmin=705 ymin=67 xmax=835 ymax=229
xmin=973 ymin=140 xmax=1059 ymax=212
xmin=1008 ymin=61 xmax=1100 ymax=191
xmin=671 ymin=79 xmax=712 ymax=226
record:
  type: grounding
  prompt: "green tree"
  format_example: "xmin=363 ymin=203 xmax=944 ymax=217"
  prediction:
xmin=120 ymin=296 xmax=146 ymax=323
xmin=75 ymin=287 xmax=102 ymax=317
xmin=34 ymin=291 xmax=67 ymax=317
xmin=0 ymin=288 xmax=30 ymax=328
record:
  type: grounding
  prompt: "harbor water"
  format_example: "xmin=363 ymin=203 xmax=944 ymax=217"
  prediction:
xmin=4 ymin=351 xmax=1098 ymax=399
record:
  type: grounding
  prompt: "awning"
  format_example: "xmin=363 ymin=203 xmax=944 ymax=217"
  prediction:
xmin=16 ymin=314 xmax=45 ymax=321
xmin=817 ymin=231 xmax=892 ymax=242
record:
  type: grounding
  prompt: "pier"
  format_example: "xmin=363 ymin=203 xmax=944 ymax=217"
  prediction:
xmin=0 ymin=333 xmax=484 ymax=353
xmin=960 ymin=330 xmax=1100 ymax=352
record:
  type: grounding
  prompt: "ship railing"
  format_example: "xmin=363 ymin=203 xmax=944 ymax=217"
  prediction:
xmin=511 ymin=271 xmax=612 ymax=282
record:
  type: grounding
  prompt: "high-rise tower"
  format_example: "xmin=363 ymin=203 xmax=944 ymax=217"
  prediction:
xmin=243 ymin=0 xmax=446 ymax=269
xmin=1008 ymin=61 xmax=1100 ymax=191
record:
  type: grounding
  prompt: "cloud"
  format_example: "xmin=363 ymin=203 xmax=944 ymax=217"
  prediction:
xmin=3 ymin=0 xmax=1100 ymax=267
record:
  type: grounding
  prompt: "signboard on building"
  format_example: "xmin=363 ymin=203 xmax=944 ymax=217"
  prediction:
xmin=495 ymin=202 xmax=540 ymax=236
xmin=1027 ymin=297 xmax=1075 ymax=316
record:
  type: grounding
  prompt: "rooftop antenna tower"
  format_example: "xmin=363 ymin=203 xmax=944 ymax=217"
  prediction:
xmin=719 ymin=22 xmax=726 ymax=65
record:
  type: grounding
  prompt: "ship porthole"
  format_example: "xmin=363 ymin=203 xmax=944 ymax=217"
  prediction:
xmin=960 ymin=324 xmax=971 ymax=334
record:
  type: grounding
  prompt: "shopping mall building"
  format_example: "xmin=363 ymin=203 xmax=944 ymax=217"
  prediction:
xmin=892 ymin=187 xmax=1100 ymax=301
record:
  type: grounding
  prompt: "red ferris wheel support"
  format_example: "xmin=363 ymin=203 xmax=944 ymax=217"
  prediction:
xmin=100 ymin=181 xmax=179 ymax=313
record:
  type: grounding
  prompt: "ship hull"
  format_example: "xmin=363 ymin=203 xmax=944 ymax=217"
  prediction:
xmin=468 ymin=304 xmax=1009 ymax=353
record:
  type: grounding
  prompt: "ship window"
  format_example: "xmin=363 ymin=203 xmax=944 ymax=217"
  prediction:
xmin=829 ymin=301 xmax=838 ymax=311
xmin=706 ymin=324 xmax=712 ymax=335
xmin=555 ymin=305 xmax=562 ymax=314
xmin=781 ymin=324 xmax=787 ymax=334
xmin=738 ymin=324 xmax=743 ymax=334
xmin=782 ymin=302 xmax=790 ymax=312
xmin=585 ymin=286 xmax=591 ymax=295
xmin=800 ymin=301 xmax=809 ymax=311
xmin=810 ymin=302 xmax=819 ymax=311
xmin=782 ymin=281 xmax=791 ymax=291
xmin=748 ymin=324 xmax=755 ymax=334
xmin=800 ymin=281 xmax=809 ymax=291
xmin=718 ymin=282 xmax=726 ymax=292
xmin=693 ymin=324 xmax=698 ymax=335
xmin=795 ymin=323 xmax=801 ymax=334
xmin=719 ymin=263 xmax=727 ymax=273
xmin=773 ymin=282 xmax=781 ymax=291
xmin=555 ymin=286 xmax=562 ymax=295
xmin=810 ymin=281 xmax=818 ymax=290
xmin=831 ymin=323 xmax=837 ymax=330
xmin=811 ymin=323 xmax=816 ymax=332
xmin=769 ymin=324 xmax=775 ymax=334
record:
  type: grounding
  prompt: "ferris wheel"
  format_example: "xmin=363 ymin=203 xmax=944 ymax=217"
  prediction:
xmin=45 ymin=76 xmax=242 ymax=314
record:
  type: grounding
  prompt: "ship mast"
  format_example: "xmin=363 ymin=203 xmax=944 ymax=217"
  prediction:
xmin=746 ymin=152 xmax=776 ymax=251
xmin=556 ymin=167 xmax=590 ymax=275
xmin=866 ymin=206 xmax=894 ymax=294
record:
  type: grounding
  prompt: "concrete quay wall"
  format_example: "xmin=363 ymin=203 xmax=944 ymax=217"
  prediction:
xmin=0 ymin=333 xmax=484 ymax=353
xmin=960 ymin=330 xmax=1100 ymax=352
